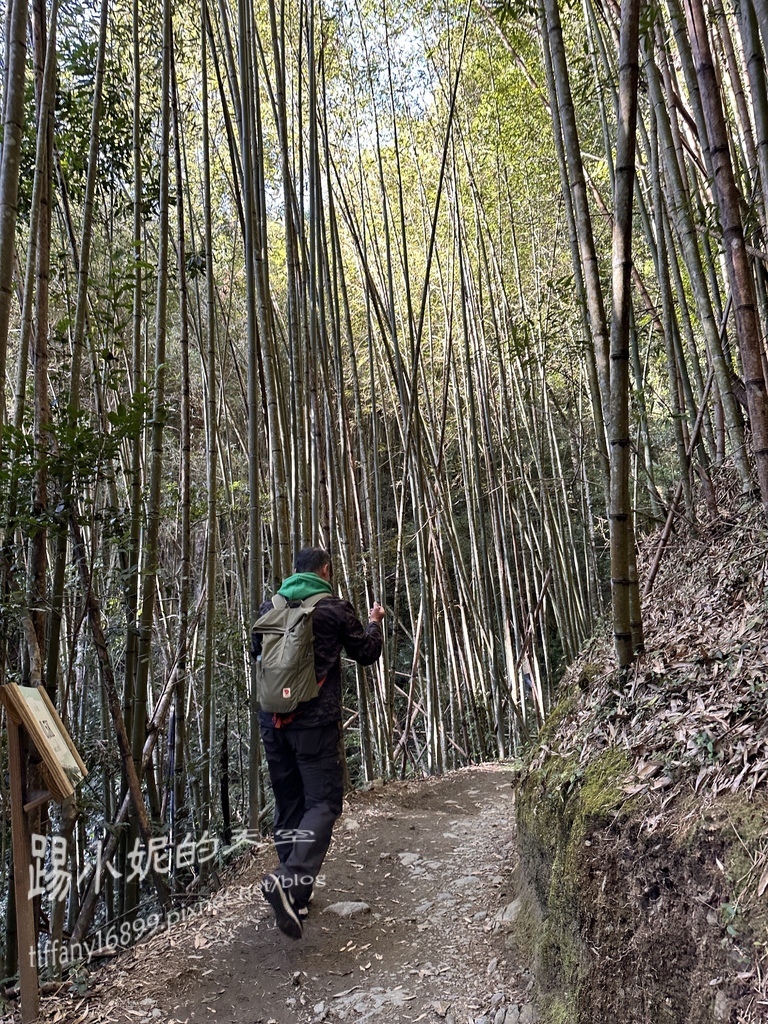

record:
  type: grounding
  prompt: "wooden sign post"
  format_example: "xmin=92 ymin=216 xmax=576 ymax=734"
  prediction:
xmin=0 ymin=685 xmax=87 ymax=1024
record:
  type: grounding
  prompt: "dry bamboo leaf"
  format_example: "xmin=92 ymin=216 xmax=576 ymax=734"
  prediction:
xmin=623 ymin=783 xmax=648 ymax=796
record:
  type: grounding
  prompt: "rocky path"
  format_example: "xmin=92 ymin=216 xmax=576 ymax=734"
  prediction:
xmin=28 ymin=765 xmax=538 ymax=1024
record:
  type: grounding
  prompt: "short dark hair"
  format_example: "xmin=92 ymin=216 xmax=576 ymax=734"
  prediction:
xmin=294 ymin=546 xmax=331 ymax=574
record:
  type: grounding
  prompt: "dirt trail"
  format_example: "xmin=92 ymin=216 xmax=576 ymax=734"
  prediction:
xmin=41 ymin=765 xmax=537 ymax=1024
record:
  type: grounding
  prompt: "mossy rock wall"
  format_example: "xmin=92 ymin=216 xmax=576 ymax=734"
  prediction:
xmin=516 ymin=748 xmax=765 ymax=1024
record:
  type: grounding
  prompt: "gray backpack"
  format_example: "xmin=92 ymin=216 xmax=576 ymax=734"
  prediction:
xmin=253 ymin=592 xmax=328 ymax=714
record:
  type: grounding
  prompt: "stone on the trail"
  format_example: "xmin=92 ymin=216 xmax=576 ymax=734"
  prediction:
xmin=486 ymin=957 xmax=498 ymax=975
xmin=361 ymin=778 xmax=384 ymax=792
xmin=473 ymin=910 xmax=488 ymax=922
xmin=504 ymin=1005 xmax=537 ymax=1024
xmin=714 ymin=991 xmax=730 ymax=1022
xmin=313 ymin=1002 xmax=326 ymax=1014
xmin=495 ymin=897 xmax=524 ymax=925
xmin=344 ymin=818 xmax=360 ymax=831
xmin=140 ymin=998 xmax=155 ymax=1008
xmin=474 ymin=1016 xmax=490 ymax=1024
xmin=324 ymin=900 xmax=371 ymax=917
xmin=494 ymin=1010 xmax=507 ymax=1024
xmin=398 ymin=851 xmax=421 ymax=866
xmin=453 ymin=874 xmax=481 ymax=889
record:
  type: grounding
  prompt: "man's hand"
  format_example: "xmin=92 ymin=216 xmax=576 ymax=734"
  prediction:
xmin=368 ymin=601 xmax=385 ymax=624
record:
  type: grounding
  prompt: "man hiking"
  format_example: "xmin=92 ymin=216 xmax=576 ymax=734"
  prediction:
xmin=251 ymin=546 xmax=385 ymax=939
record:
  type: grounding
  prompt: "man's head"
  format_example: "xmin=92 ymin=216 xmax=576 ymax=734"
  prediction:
xmin=294 ymin=546 xmax=332 ymax=579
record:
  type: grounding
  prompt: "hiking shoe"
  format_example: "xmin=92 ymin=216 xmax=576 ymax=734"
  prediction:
xmin=260 ymin=873 xmax=302 ymax=939
xmin=296 ymin=886 xmax=315 ymax=919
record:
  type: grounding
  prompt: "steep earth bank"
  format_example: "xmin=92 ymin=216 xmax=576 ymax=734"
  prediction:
xmin=515 ymin=494 xmax=768 ymax=1024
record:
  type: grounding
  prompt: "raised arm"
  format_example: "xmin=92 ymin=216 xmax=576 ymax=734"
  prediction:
xmin=340 ymin=599 xmax=384 ymax=666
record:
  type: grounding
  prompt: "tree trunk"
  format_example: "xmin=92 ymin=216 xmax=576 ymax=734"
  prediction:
xmin=609 ymin=0 xmax=641 ymax=667
xmin=644 ymin=22 xmax=751 ymax=484
xmin=201 ymin=0 xmax=218 ymax=829
xmin=0 ymin=0 xmax=29 ymax=423
xmin=685 ymin=0 xmax=768 ymax=513
xmin=170 ymin=33 xmax=190 ymax=854
xmin=540 ymin=0 xmax=611 ymax=427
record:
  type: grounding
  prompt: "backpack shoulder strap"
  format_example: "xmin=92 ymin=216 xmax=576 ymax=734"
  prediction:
xmin=302 ymin=592 xmax=331 ymax=609
xmin=272 ymin=593 xmax=287 ymax=610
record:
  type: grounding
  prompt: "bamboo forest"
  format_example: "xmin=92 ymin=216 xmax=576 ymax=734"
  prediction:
xmin=1 ymin=0 xmax=768 ymax=1019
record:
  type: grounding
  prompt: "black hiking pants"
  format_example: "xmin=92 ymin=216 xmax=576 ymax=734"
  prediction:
xmin=260 ymin=721 xmax=344 ymax=908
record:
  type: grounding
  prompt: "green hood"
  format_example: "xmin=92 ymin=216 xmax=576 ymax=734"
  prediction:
xmin=277 ymin=572 xmax=333 ymax=601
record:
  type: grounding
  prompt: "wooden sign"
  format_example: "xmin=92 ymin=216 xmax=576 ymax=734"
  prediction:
xmin=0 ymin=685 xmax=87 ymax=801
xmin=0 ymin=684 xmax=88 ymax=1023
